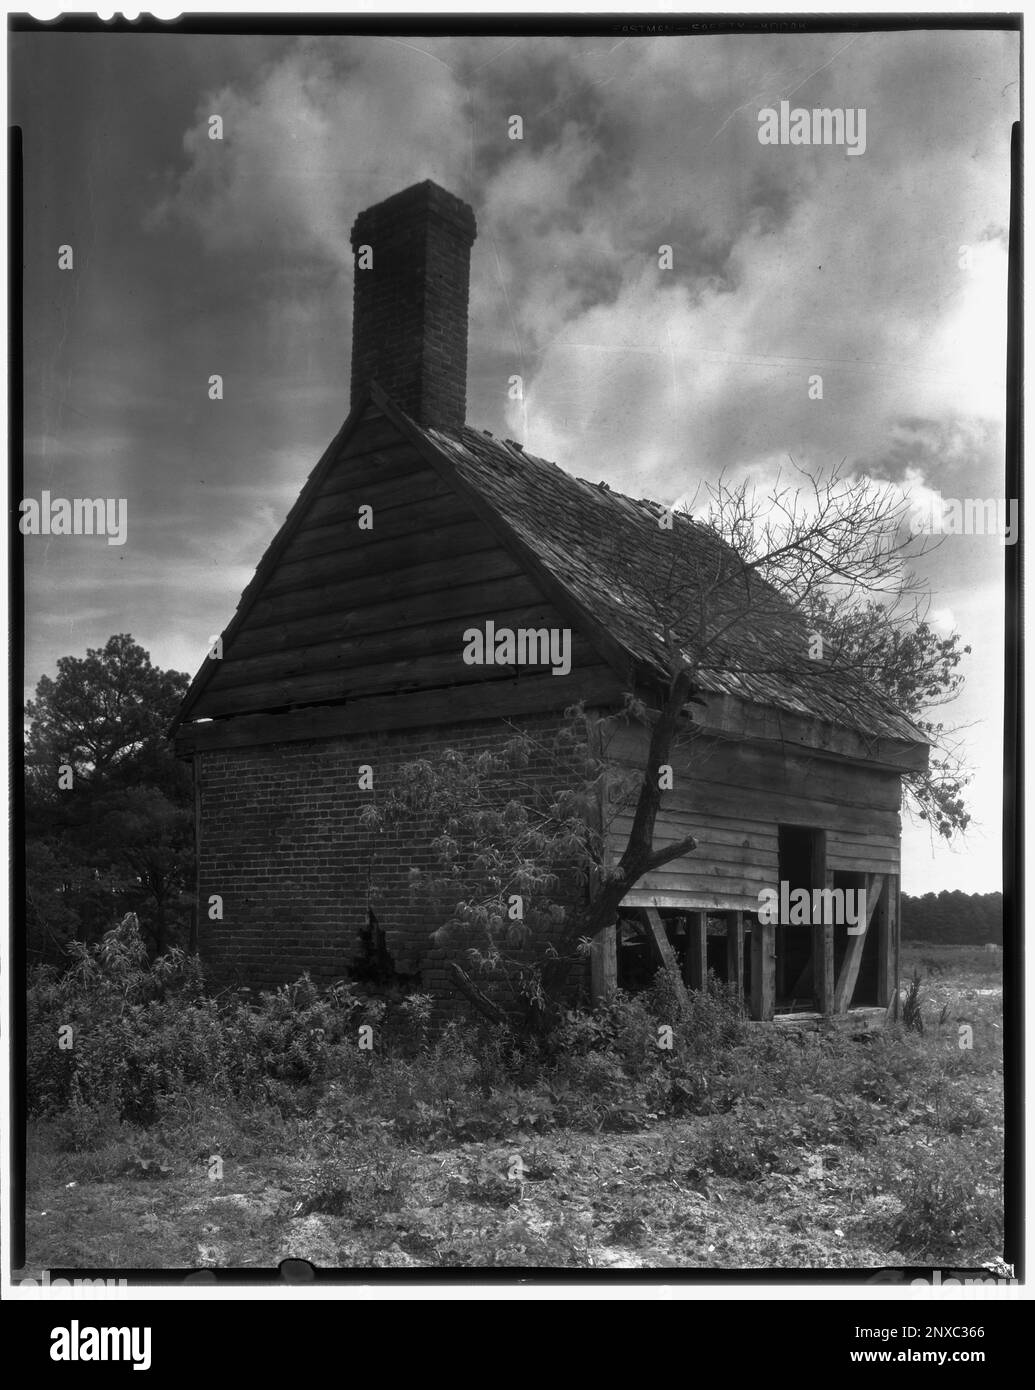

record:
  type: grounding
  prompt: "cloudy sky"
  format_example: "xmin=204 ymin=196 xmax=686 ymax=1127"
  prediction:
xmin=11 ymin=25 xmax=1019 ymax=893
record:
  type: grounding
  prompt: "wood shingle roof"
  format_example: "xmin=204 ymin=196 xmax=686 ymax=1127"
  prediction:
xmin=398 ymin=405 xmax=929 ymax=750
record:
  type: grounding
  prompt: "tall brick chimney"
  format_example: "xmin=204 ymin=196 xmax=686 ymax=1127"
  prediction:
xmin=349 ymin=180 xmax=477 ymax=433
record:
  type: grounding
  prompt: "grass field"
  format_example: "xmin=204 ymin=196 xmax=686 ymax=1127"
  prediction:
xmin=19 ymin=944 xmax=1005 ymax=1274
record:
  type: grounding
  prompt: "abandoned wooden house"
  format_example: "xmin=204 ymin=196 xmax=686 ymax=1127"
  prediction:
xmin=171 ymin=179 xmax=929 ymax=1025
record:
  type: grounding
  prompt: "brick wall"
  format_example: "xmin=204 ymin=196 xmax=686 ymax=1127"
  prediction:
xmin=195 ymin=711 xmax=590 ymax=1016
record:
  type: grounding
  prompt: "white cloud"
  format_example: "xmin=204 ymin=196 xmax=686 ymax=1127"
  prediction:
xmin=928 ymin=607 xmax=957 ymax=635
xmin=149 ymin=38 xmax=472 ymax=269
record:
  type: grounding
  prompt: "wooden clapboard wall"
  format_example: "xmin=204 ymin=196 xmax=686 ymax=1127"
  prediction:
xmin=188 ymin=407 xmax=612 ymax=720
xmin=606 ymin=724 xmax=902 ymax=911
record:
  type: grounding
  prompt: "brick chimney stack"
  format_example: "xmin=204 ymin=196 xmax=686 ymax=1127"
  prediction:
xmin=349 ymin=180 xmax=477 ymax=433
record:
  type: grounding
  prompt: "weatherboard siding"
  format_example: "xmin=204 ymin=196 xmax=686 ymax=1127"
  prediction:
xmin=190 ymin=410 xmax=598 ymax=719
xmin=607 ymin=724 xmax=901 ymax=911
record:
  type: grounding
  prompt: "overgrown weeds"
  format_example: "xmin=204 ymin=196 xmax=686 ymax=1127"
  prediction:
xmin=26 ymin=927 xmax=1004 ymax=1267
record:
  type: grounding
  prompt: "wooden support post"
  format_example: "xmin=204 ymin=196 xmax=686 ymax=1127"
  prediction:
xmin=190 ymin=753 xmax=201 ymax=955
xmin=811 ymin=921 xmax=834 ymax=1013
xmin=586 ymin=727 xmax=616 ymax=1006
xmin=590 ymin=921 xmax=618 ymax=1003
xmin=750 ymin=919 xmax=775 ymax=1021
xmin=877 ymin=873 xmax=894 ymax=1008
xmin=725 ymin=912 xmax=745 ymax=998
xmin=642 ymin=907 xmax=691 ymax=1010
xmin=685 ymin=911 xmax=708 ymax=991
xmin=811 ymin=837 xmax=834 ymax=1014
xmin=832 ymin=873 xmax=884 ymax=1014
xmin=892 ymin=875 xmax=902 ymax=1019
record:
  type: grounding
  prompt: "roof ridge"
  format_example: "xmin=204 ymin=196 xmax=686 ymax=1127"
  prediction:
xmin=381 ymin=404 xmax=927 ymax=752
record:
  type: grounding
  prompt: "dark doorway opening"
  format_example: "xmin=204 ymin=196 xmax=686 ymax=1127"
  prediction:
xmin=776 ymin=825 xmax=824 ymax=1011
xmin=616 ymin=913 xmax=656 ymax=991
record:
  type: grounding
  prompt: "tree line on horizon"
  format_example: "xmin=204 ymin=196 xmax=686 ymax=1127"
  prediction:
xmin=901 ymin=889 xmax=1002 ymax=944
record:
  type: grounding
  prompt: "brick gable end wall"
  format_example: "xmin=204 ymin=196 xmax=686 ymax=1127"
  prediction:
xmin=195 ymin=711 xmax=589 ymax=1015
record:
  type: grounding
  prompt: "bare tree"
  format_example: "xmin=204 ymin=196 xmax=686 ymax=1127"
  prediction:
xmin=573 ymin=463 xmax=945 ymax=944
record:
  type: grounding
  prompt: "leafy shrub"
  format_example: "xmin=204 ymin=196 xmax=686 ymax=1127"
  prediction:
xmin=27 ymin=942 xmax=230 ymax=1122
xmin=692 ymin=1110 xmax=786 ymax=1180
xmin=291 ymin=1139 xmax=410 ymax=1224
xmin=27 ymin=919 xmax=375 ymax=1121
xmin=888 ymin=1138 xmax=1003 ymax=1258
xmin=46 ymin=1091 xmax=127 ymax=1155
